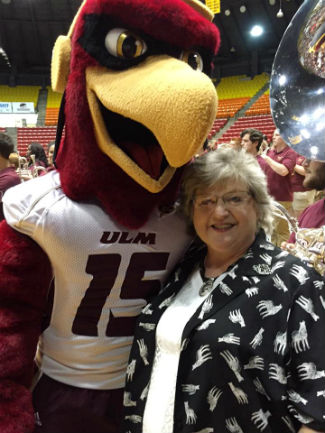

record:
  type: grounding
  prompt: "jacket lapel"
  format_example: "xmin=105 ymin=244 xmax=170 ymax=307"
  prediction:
xmin=181 ymin=231 xmax=278 ymax=341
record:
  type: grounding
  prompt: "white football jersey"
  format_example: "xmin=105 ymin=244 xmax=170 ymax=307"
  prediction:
xmin=3 ymin=171 xmax=192 ymax=389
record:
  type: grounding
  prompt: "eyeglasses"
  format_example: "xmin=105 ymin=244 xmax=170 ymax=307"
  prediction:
xmin=194 ymin=190 xmax=252 ymax=212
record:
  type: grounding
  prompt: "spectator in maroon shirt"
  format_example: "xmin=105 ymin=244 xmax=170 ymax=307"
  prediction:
xmin=260 ymin=129 xmax=296 ymax=246
xmin=291 ymin=152 xmax=316 ymax=217
xmin=285 ymin=159 xmax=325 ymax=245
xmin=240 ymin=128 xmax=268 ymax=172
xmin=0 ymin=132 xmax=20 ymax=221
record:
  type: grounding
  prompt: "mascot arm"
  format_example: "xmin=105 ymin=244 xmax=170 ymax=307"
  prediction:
xmin=0 ymin=221 xmax=52 ymax=433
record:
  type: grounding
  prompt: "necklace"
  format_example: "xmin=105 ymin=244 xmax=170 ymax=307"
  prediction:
xmin=199 ymin=262 xmax=217 ymax=297
xmin=199 ymin=276 xmax=216 ymax=296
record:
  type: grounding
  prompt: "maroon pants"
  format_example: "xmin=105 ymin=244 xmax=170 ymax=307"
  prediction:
xmin=32 ymin=375 xmax=124 ymax=433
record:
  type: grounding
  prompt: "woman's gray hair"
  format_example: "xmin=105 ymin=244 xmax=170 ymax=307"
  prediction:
xmin=181 ymin=148 xmax=274 ymax=236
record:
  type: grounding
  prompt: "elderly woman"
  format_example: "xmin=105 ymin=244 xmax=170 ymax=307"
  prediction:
xmin=122 ymin=148 xmax=325 ymax=433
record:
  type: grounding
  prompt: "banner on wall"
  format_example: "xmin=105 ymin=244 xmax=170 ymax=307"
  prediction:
xmin=12 ymin=102 xmax=35 ymax=114
xmin=0 ymin=102 xmax=12 ymax=113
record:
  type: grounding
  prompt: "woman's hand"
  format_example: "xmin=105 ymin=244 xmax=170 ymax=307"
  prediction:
xmin=298 ymin=426 xmax=324 ymax=433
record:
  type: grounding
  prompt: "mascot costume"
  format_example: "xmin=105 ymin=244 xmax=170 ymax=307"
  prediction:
xmin=0 ymin=0 xmax=220 ymax=432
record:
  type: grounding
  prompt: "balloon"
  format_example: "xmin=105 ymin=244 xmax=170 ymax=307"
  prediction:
xmin=270 ymin=0 xmax=325 ymax=161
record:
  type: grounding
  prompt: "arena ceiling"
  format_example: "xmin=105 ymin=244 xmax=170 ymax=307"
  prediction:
xmin=0 ymin=0 xmax=303 ymax=87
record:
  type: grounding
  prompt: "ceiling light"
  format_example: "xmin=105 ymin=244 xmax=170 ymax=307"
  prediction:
xmin=310 ymin=146 xmax=319 ymax=155
xmin=250 ymin=25 xmax=264 ymax=37
xmin=269 ymin=0 xmax=276 ymax=4
xmin=240 ymin=5 xmax=246 ymax=13
xmin=0 ymin=47 xmax=11 ymax=67
xmin=225 ymin=9 xmax=231 ymax=16
xmin=277 ymin=9 xmax=284 ymax=18
xmin=277 ymin=0 xmax=284 ymax=18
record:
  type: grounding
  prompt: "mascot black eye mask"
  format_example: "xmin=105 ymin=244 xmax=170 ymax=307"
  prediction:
xmin=0 ymin=1 xmax=220 ymax=432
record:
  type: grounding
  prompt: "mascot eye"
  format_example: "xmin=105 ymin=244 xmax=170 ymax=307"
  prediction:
xmin=180 ymin=50 xmax=204 ymax=71
xmin=105 ymin=28 xmax=147 ymax=59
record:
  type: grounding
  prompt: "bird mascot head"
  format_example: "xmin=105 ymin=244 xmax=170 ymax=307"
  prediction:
xmin=51 ymin=0 xmax=220 ymax=228
xmin=0 ymin=3 xmax=220 ymax=431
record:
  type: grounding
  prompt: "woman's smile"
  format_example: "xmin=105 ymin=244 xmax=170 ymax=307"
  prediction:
xmin=210 ymin=222 xmax=235 ymax=231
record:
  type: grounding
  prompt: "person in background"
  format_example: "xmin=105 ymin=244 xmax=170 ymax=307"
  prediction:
xmin=9 ymin=152 xmax=20 ymax=170
xmin=122 ymin=148 xmax=325 ymax=433
xmin=240 ymin=128 xmax=267 ymax=171
xmin=284 ymin=158 xmax=325 ymax=246
xmin=281 ymin=158 xmax=325 ymax=276
xmin=291 ymin=152 xmax=316 ymax=218
xmin=27 ymin=142 xmax=48 ymax=176
xmin=229 ymin=137 xmax=242 ymax=151
xmin=0 ymin=133 xmax=20 ymax=221
xmin=261 ymin=129 xmax=296 ymax=246
xmin=47 ymin=141 xmax=55 ymax=168
xmin=47 ymin=141 xmax=55 ymax=164
xmin=261 ymin=134 xmax=270 ymax=154
xmin=203 ymin=139 xmax=217 ymax=152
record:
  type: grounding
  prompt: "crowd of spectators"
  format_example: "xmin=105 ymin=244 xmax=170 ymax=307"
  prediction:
xmin=0 ymin=132 xmax=56 ymax=221
xmin=1 ymin=126 xmax=323 ymax=250
xmin=0 ymin=132 xmax=21 ymax=221
xmin=205 ymin=127 xmax=324 ymax=250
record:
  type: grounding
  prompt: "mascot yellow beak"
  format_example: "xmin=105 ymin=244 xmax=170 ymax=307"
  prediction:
xmin=51 ymin=0 xmax=220 ymax=211
xmin=86 ymin=55 xmax=218 ymax=193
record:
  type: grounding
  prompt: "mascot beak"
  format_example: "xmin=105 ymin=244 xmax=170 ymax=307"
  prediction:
xmin=86 ymin=55 xmax=218 ymax=193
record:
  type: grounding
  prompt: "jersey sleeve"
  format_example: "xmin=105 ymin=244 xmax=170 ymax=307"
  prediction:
xmin=3 ymin=171 xmax=60 ymax=237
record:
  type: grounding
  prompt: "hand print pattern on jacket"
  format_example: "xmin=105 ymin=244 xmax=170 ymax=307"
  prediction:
xmin=122 ymin=232 xmax=325 ymax=433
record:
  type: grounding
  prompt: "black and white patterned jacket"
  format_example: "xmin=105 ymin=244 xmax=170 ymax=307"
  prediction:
xmin=122 ymin=231 xmax=325 ymax=433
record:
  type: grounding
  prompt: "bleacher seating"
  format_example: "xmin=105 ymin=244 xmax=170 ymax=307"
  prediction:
xmin=45 ymin=87 xmax=62 ymax=125
xmin=0 ymin=85 xmax=40 ymax=108
xmin=207 ymin=118 xmax=227 ymax=140
xmin=206 ymin=73 xmax=271 ymax=141
xmin=216 ymin=73 xmax=269 ymax=100
xmin=0 ymin=75 xmax=273 ymax=152
xmin=17 ymin=127 xmax=57 ymax=156
xmin=218 ymin=114 xmax=276 ymax=143
xmin=210 ymin=73 xmax=270 ymax=123
xmin=216 ymin=97 xmax=250 ymax=118
xmin=45 ymin=108 xmax=60 ymax=126
xmin=245 ymin=91 xmax=271 ymax=116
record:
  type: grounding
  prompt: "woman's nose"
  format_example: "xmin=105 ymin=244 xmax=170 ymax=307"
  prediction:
xmin=212 ymin=199 xmax=230 ymax=215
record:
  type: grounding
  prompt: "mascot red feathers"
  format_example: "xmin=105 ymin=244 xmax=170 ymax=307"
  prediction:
xmin=0 ymin=0 xmax=219 ymax=431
